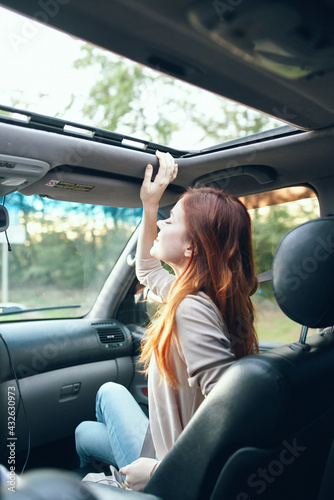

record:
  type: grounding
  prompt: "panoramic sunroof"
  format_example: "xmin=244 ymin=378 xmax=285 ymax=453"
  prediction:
xmin=0 ymin=5 xmax=282 ymax=150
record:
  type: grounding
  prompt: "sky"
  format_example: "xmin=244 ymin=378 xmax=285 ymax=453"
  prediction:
xmin=0 ymin=5 xmax=94 ymax=121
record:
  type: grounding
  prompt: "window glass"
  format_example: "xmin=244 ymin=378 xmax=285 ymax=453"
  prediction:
xmin=241 ymin=187 xmax=320 ymax=344
xmin=0 ymin=194 xmax=142 ymax=321
xmin=130 ymin=187 xmax=320 ymax=345
xmin=0 ymin=5 xmax=283 ymax=152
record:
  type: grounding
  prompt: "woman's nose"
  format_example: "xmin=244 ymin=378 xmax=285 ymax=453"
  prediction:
xmin=157 ymin=220 xmax=163 ymax=230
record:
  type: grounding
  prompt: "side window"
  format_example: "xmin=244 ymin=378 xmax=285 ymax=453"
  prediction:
xmin=119 ymin=263 xmax=172 ymax=328
xmin=128 ymin=187 xmax=320 ymax=345
xmin=0 ymin=194 xmax=142 ymax=322
xmin=241 ymin=187 xmax=320 ymax=344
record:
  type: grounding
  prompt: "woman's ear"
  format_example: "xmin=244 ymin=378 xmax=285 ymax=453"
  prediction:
xmin=184 ymin=243 xmax=195 ymax=258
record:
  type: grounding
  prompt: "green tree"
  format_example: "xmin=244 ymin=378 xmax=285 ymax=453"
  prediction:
xmin=190 ymin=105 xmax=279 ymax=144
xmin=251 ymin=196 xmax=319 ymax=275
xmin=69 ymin=45 xmax=179 ymax=145
xmin=68 ymin=44 xmax=281 ymax=148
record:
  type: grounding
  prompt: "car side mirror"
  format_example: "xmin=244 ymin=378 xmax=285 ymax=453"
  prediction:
xmin=0 ymin=206 xmax=9 ymax=232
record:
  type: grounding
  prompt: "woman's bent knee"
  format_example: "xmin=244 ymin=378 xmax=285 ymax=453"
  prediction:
xmin=96 ymin=382 xmax=129 ymax=409
xmin=75 ymin=421 xmax=91 ymax=449
xmin=97 ymin=382 xmax=127 ymax=399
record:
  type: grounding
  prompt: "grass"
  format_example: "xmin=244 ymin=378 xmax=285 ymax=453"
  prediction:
xmin=0 ymin=286 xmax=87 ymax=322
xmin=255 ymin=305 xmax=317 ymax=344
xmin=256 ymin=312 xmax=300 ymax=343
xmin=3 ymin=286 xmax=318 ymax=345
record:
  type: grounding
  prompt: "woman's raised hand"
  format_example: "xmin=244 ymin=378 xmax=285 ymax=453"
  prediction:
xmin=140 ymin=151 xmax=178 ymax=209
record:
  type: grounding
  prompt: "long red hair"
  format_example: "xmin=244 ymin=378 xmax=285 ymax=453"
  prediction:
xmin=140 ymin=187 xmax=259 ymax=387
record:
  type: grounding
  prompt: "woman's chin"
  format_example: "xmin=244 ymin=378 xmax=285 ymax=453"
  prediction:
xmin=150 ymin=241 xmax=165 ymax=261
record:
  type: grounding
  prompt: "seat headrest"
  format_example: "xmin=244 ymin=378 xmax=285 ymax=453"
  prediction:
xmin=273 ymin=216 xmax=334 ymax=328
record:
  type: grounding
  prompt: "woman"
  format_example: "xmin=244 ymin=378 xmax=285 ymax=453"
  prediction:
xmin=75 ymin=151 xmax=258 ymax=490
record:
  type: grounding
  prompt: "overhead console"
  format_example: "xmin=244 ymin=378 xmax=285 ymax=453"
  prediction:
xmin=0 ymin=154 xmax=50 ymax=196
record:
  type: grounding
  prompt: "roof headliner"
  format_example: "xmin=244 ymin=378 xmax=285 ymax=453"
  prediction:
xmin=1 ymin=0 xmax=334 ymax=213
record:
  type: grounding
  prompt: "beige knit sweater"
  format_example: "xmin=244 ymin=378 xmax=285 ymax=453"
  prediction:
xmin=136 ymin=257 xmax=235 ymax=460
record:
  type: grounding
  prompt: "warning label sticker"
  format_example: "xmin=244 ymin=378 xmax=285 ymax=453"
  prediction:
xmin=46 ymin=181 xmax=94 ymax=192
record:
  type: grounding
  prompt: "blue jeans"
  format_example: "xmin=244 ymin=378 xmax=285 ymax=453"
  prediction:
xmin=75 ymin=382 xmax=149 ymax=469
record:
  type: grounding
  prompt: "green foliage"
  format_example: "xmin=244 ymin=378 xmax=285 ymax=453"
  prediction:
xmin=0 ymin=195 xmax=142 ymax=317
xmin=249 ymin=197 xmax=320 ymax=342
xmin=67 ymin=44 xmax=281 ymax=148
xmin=251 ymin=204 xmax=293 ymax=275
xmin=189 ymin=102 xmax=280 ymax=145
xmin=69 ymin=45 xmax=180 ymax=144
xmin=251 ymin=198 xmax=319 ymax=275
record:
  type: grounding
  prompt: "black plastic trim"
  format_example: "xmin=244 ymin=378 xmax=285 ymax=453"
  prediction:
xmin=0 ymin=105 xmax=189 ymax=158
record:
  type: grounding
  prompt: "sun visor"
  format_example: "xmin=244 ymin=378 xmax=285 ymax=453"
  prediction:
xmin=19 ymin=166 xmax=181 ymax=208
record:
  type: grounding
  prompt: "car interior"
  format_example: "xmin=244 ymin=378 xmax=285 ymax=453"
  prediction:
xmin=1 ymin=0 xmax=334 ymax=499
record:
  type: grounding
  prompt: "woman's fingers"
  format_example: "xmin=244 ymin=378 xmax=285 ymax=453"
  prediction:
xmin=140 ymin=151 xmax=177 ymax=206
xmin=155 ymin=150 xmax=169 ymax=181
xmin=170 ymin=162 xmax=178 ymax=181
xmin=142 ymin=164 xmax=153 ymax=185
xmin=155 ymin=151 xmax=177 ymax=182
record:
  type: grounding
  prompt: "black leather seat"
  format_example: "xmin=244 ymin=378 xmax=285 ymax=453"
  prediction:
xmin=146 ymin=217 xmax=334 ymax=500
xmin=3 ymin=216 xmax=334 ymax=499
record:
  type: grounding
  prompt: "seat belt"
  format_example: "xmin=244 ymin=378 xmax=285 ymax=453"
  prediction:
xmin=317 ymin=439 xmax=334 ymax=500
xmin=257 ymin=269 xmax=273 ymax=283
xmin=140 ymin=423 xmax=156 ymax=458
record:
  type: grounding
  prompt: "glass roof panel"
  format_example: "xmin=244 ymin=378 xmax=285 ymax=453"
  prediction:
xmin=0 ymin=5 xmax=283 ymax=151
